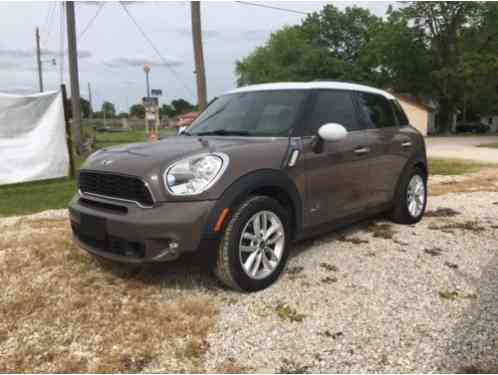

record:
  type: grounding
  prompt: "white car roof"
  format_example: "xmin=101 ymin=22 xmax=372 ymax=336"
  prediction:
xmin=226 ymin=81 xmax=395 ymax=100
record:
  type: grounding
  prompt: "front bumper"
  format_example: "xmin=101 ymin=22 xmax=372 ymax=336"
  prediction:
xmin=69 ymin=193 xmax=216 ymax=263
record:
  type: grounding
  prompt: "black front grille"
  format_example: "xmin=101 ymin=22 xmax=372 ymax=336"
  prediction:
xmin=78 ymin=171 xmax=154 ymax=207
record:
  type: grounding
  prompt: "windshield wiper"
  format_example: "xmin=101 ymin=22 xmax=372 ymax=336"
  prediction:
xmin=194 ymin=129 xmax=250 ymax=136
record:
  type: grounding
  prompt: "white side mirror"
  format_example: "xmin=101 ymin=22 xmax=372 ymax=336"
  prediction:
xmin=318 ymin=123 xmax=348 ymax=142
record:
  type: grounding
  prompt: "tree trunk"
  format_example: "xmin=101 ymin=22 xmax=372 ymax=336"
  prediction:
xmin=438 ymin=97 xmax=453 ymax=134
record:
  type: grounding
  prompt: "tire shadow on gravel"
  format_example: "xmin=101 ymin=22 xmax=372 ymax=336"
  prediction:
xmin=440 ymin=253 xmax=498 ymax=373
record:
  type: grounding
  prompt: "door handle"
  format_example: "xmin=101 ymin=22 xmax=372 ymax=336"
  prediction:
xmin=354 ymin=147 xmax=370 ymax=155
xmin=401 ymin=141 xmax=412 ymax=148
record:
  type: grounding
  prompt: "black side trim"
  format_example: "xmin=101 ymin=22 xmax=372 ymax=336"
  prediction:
xmin=203 ymin=169 xmax=303 ymax=240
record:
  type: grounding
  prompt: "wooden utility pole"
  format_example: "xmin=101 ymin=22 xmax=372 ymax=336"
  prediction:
xmin=191 ymin=1 xmax=207 ymax=111
xmin=61 ymin=84 xmax=75 ymax=178
xmin=88 ymin=82 xmax=93 ymax=119
xmin=36 ymin=27 xmax=44 ymax=92
xmin=66 ymin=1 xmax=83 ymax=154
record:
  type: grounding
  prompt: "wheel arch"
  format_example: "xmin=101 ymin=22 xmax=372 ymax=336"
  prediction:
xmin=203 ymin=169 xmax=303 ymax=240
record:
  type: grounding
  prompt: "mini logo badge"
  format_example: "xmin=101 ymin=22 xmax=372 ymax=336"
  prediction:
xmin=102 ymin=159 xmax=113 ymax=166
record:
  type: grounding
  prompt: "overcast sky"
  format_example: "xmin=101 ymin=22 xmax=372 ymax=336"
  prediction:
xmin=0 ymin=1 xmax=392 ymax=112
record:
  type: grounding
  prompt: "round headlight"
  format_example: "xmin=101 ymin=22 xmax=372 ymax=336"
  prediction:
xmin=164 ymin=153 xmax=228 ymax=195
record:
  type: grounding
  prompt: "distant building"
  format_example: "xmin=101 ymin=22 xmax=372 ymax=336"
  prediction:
xmin=174 ymin=111 xmax=199 ymax=128
xmin=390 ymin=92 xmax=437 ymax=136
xmin=479 ymin=113 xmax=498 ymax=133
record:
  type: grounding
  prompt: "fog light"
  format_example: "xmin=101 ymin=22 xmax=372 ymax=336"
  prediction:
xmin=169 ymin=241 xmax=179 ymax=250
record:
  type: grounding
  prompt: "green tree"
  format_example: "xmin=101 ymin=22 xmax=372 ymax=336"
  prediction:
xmin=171 ymin=99 xmax=195 ymax=115
xmin=160 ymin=103 xmax=175 ymax=118
xmin=129 ymin=104 xmax=145 ymax=119
xmin=394 ymin=2 xmax=482 ymax=132
xmin=101 ymin=101 xmax=116 ymax=118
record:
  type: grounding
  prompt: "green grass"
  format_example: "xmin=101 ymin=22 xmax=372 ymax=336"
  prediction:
xmin=0 ymin=178 xmax=76 ymax=217
xmin=477 ymin=142 xmax=498 ymax=149
xmin=428 ymin=158 xmax=488 ymax=176
xmin=94 ymin=130 xmax=148 ymax=149
xmin=0 ymin=130 xmax=165 ymax=217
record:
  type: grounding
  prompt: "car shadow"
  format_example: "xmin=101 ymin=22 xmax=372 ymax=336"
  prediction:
xmin=439 ymin=252 xmax=498 ymax=372
xmin=94 ymin=216 xmax=383 ymax=292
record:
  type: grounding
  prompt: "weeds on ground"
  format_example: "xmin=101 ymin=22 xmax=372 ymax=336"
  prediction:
xmin=321 ymin=276 xmax=338 ymax=284
xmin=425 ymin=247 xmax=444 ymax=256
xmin=275 ymin=303 xmax=306 ymax=323
xmin=428 ymin=221 xmax=486 ymax=233
xmin=425 ymin=208 xmax=461 ymax=217
xmin=337 ymin=236 xmax=369 ymax=244
xmin=368 ymin=223 xmax=396 ymax=239
xmin=439 ymin=291 xmax=477 ymax=300
xmin=320 ymin=262 xmax=338 ymax=272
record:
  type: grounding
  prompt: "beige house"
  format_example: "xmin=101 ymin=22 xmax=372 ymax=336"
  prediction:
xmin=391 ymin=93 xmax=436 ymax=136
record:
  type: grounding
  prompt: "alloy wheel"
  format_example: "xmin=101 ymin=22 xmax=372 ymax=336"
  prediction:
xmin=238 ymin=210 xmax=285 ymax=280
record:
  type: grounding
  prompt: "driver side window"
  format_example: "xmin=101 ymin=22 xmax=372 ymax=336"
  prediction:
xmin=304 ymin=90 xmax=361 ymax=136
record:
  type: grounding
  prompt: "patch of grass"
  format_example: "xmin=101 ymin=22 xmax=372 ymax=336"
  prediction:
xmin=275 ymin=303 xmax=306 ymax=323
xmin=0 ymin=220 xmax=218 ymax=372
xmin=425 ymin=208 xmax=461 ymax=218
xmin=0 ymin=178 xmax=76 ymax=217
xmin=476 ymin=142 xmax=498 ymax=149
xmin=429 ymin=158 xmax=488 ymax=176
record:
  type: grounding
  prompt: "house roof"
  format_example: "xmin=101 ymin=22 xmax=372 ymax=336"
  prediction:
xmin=227 ymin=81 xmax=396 ymax=100
xmin=390 ymin=92 xmax=436 ymax=112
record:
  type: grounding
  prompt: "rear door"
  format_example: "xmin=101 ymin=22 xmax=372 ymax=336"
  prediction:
xmin=300 ymin=90 xmax=373 ymax=227
xmin=355 ymin=92 xmax=408 ymax=208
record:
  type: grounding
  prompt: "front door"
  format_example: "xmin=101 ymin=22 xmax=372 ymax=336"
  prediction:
xmin=300 ymin=90 xmax=373 ymax=227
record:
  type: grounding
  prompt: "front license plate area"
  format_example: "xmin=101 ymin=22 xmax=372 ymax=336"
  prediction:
xmin=79 ymin=214 xmax=107 ymax=241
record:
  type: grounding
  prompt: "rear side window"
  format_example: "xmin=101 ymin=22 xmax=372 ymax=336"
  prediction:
xmin=392 ymin=100 xmax=410 ymax=126
xmin=357 ymin=92 xmax=396 ymax=129
xmin=305 ymin=90 xmax=361 ymax=135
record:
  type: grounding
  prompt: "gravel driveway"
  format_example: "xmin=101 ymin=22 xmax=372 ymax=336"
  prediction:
xmin=1 ymin=173 xmax=498 ymax=372
xmin=426 ymin=135 xmax=498 ymax=164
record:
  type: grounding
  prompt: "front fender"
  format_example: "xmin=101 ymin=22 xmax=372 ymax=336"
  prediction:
xmin=203 ymin=169 xmax=303 ymax=240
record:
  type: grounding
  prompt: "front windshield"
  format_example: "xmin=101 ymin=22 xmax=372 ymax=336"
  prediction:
xmin=187 ymin=90 xmax=308 ymax=137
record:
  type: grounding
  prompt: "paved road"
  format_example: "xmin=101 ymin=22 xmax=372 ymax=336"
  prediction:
xmin=425 ymin=135 xmax=498 ymax=164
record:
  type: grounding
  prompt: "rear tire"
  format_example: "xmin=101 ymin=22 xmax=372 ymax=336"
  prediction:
xmin=391 ymin=166 xmax=427 ymax=224
xmin=214 ymin=196 xmax=290 ymax=292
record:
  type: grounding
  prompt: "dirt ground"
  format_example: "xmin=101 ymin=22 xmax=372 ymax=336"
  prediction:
xmin=426 ymin=135 xmax=498 ymax=164
xmin=1 ymin=168 xmax=498 ymax=372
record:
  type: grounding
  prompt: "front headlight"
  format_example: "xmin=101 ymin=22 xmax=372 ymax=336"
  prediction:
xmin=164 ymin=153 xmax=229 ymax=195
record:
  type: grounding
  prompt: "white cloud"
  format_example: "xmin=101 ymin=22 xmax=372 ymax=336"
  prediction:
xmin=103 ymin=54 xmax=183 ymax=68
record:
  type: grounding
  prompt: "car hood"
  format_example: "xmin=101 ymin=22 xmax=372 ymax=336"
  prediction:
xmin=81 ymin=135 xmax=291 ymax=201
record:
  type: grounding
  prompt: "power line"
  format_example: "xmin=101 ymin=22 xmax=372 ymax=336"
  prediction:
xmin=235 ymin=1 xmax=309 ymax=16
xmin=78 ymin=2 xmax=106 ymax=41
xmin=119 ymin=2 xmax=194 ymax=97
xmin=42 ymin=2 xmax=57 ymax=48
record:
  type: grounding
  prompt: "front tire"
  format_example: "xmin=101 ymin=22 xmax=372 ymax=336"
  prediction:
xmin=391 ymin=166 xmax=427 ymax=224
xmin=214 ymin=196 xmax=290 ymax=292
